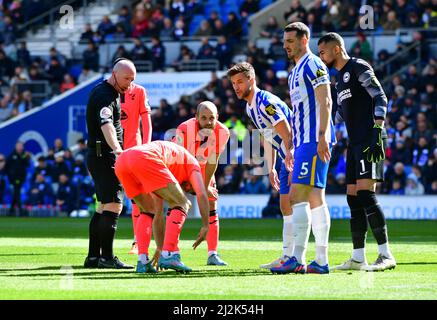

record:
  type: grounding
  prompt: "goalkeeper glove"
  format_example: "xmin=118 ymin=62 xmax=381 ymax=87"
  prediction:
xmin=363 ymin=123 xmax=385 ymax=163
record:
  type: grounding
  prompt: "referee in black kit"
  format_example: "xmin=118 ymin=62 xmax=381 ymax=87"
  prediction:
xmin=84 ymin=58 xmax=136 ymax=269
xmin=318 ymin=33 xmax=396 ymax=272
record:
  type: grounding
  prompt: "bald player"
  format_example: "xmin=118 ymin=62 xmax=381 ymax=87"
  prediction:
xmin=174 ymin=101 xmax=230 ymax=266
xmin=84 ymin=59 xmax=136 ymax=269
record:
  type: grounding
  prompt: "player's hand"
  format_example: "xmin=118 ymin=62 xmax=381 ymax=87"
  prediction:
xmin=269 ymin=169 xmax=280 ymax=191
xmin=285 ymin=149 xmax=294 ymax=172
xmin=151 ymin=248 xmax=162 ymax=270
xmin=112 ymin=148 xmax=123 ymax=156
xmin=207 ymin=185 xmax=218 ymax=200
xmin=363 ymin=124 xmax=385 ymax=163
xmin=192 ymin=226 xmax=209 ymax=250
xmin=317 ymin=137 xmax=331 ymax=163
xmin=287 ymin=171 xmax=293 ymax=186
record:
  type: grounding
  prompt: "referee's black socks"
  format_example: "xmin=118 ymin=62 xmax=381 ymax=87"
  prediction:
xmin=346 ymin=194 xmax=367 ymax=249
xmin=99 ymin=211 xmax=119 ymax=260
xmin=87 ymin=212 xmax=101 ymax=258
xmin=356 ymin=190 xmax=388 ymax=245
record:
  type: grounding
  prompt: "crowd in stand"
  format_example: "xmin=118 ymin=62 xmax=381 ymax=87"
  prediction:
xmin=0 ymin=139 xmax=95 ymax=216
xmin=0 ymin=1 xmax=436 ymax=214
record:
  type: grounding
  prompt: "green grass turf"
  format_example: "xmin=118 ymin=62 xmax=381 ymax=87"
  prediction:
xmin=0 ymin=217 xmax=436 ymax=300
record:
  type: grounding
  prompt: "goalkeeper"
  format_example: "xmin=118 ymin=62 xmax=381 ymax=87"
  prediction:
xmin=317 ymin=32 xmax=396 ymax=272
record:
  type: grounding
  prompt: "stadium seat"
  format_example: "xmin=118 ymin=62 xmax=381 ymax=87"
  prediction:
xmin=259 ymin=0 xmax=273 ymax=10
xmin=271 ymin=60 xmax=287 ymax=72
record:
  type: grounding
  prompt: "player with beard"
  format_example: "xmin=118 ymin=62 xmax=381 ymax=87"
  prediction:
xmin=318 ymin=32 xmax=396 ymax=271
xmin=173 ymin=101 xmax=230 ymax=266
xmin=227 ymin=62 xmax=295 ymax=270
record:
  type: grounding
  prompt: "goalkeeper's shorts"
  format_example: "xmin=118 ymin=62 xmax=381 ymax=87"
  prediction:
xmin=346 ymin=140 xmax=386 ymax=185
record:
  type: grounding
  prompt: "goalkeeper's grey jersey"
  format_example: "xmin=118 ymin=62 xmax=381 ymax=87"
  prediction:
xmin=335 ymin=57 xmax=388 ymax=145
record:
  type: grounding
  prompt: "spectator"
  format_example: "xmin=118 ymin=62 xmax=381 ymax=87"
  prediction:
xmin=72 ymin=154 xmax=88 ymax=178
xmin=60 ymin=74 xmax=76 ymax=93
xmin=16 ymin=42 xmax=31 ymax=68
xmin=0 ymin=49 xmax=15 ymax=85
xmin=262 ymin=188 xmax=282 ymax=218
xmin=51 ymin=154 xmax=70 ymax=182
xmin=208 ymin=10 xmax=220 ymax=34
xmin=111 ymin=45 xmax=131 ymax=64
xmin=82 ymin=42 xmax=100 ymax=72
xmin=173 ymin=18 xmax=186 ymax=41
xmin=75 ymin=138 xmax=88 ymax=160
xmin=80 ymin=23 xmax=94 ymax=43
xmin=2 ymin=16 xmax=17 ymax=45
xmin=97 ymin=15 xmax=116 ymax=40
xmin=78 ymin=65 xmax=97 ymax=83
xmin=145 ymin=20 xmax=160 ymax=38
xmin=197 ymin=37 xmax=215 ymax=60
xmin=224 ymin=12 xmax=243 ymax=43
xmin=212 ymin=19 xmax=226 ymax=37
xmin=215 ymin=36 xmax=233 ymax=70
xmin=411 ymin=136 xmax=430 ymax=167
xmin=0 ymin=93 xmax=13 ymax=121
xmin=27 ymin=173 xmax=54 ymax=206
xmin=130 ymin=38 xmax=151 ymax=62
xmin=240 ymin=0 xmax=259 ymax=18
xmin=5 ymin=141 xmax=31 ymax=214
xmin=33 ymin=156 xmax=53 ymax=182
xmin=260 ymin=16 xmax=281 ymax=38
xmin=169 ymin=0 xmax=185 ymax=21
xmin=383 ymin=10 xmax=401 ymax=31
xmin=350 ymin=32 xmax=373 ymax=62
xmin=405 ymin=173 xmax=425 ymax=195
xmin=241 ymin=166 xmax=268 ymax=194
xmin=150 ymin=36 xmax=166 ymax=71
xmin=117 ymin=5 xmax=132 ymax=36
xmin=113 ymin=24 xmax=128 ymax=41
xmin=284 ymin=0 xmax=307 ymax=23
xmin=49 ymin=47 xmax=67 ymax=67
xmin=131 ymin=8 xmax=149 ymax=38
xmin=160 ymin=18 xmax=174 ymax=39
xmin=267 ymin=35 xmax=287 ymax=62
xmin=194 ymin=20 xmax=212 ymax=37
xmin=0 ymin=153 xmax=8 ymax=204
xmin=53 ymin=138 xmax=64 ymax=153
xmin=56 ymin=173 xmax=76 ymax=214
xmin=217 ymin=165 xmax=241 ymax=194
xmin=389 ymin=179 xmax=405 ymax=195
xmin=63 ymin=149 xmax=75 ymax=171
xmin=15 ymin=90 xmax=33 ymax=113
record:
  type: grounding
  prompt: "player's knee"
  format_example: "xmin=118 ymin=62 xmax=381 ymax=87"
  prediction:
xmin=104 ymin=203 xmax=123 ymax=214
xmin=172 ymin=196 xmax=191 ymax=213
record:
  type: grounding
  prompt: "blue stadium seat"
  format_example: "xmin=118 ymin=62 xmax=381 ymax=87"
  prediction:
xmin=69 ymin=64 xmax=82 ymax=81
xmin=271 ymin=59 xmax=287 ymax=72
xmin=189 ymin=14 xmax=206 ymax=36
xmin=259 ymin=0 xmax=273 ymax=10
xmin=204 ymin=2 xmax=221 ymax=17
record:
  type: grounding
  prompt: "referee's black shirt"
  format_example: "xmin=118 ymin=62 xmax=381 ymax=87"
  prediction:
xmin=86 ymin=80 xmax=123 ymax=152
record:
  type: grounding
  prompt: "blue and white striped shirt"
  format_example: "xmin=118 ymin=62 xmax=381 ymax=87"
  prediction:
xmin=246 ymin=88 xmax=292 ymax=160
xmin=288 ymin=52 xmax=336 ymax=148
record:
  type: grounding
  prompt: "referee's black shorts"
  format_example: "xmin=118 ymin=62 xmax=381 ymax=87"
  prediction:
xmin=87 ymin=151 xmax=123 ymax=204
xmin=345 ymin=139 xmax=386 ymax=185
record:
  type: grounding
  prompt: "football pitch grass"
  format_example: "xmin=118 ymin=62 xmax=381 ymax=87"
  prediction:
xmin=0 ymin=217 xmax=436 ymax=300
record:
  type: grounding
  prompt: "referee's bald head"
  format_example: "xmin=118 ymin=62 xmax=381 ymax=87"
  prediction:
xmin=113 ymin=58 xmax=136 ymax=74
xmin=110 ymin=58 xmax=136 ymax=93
